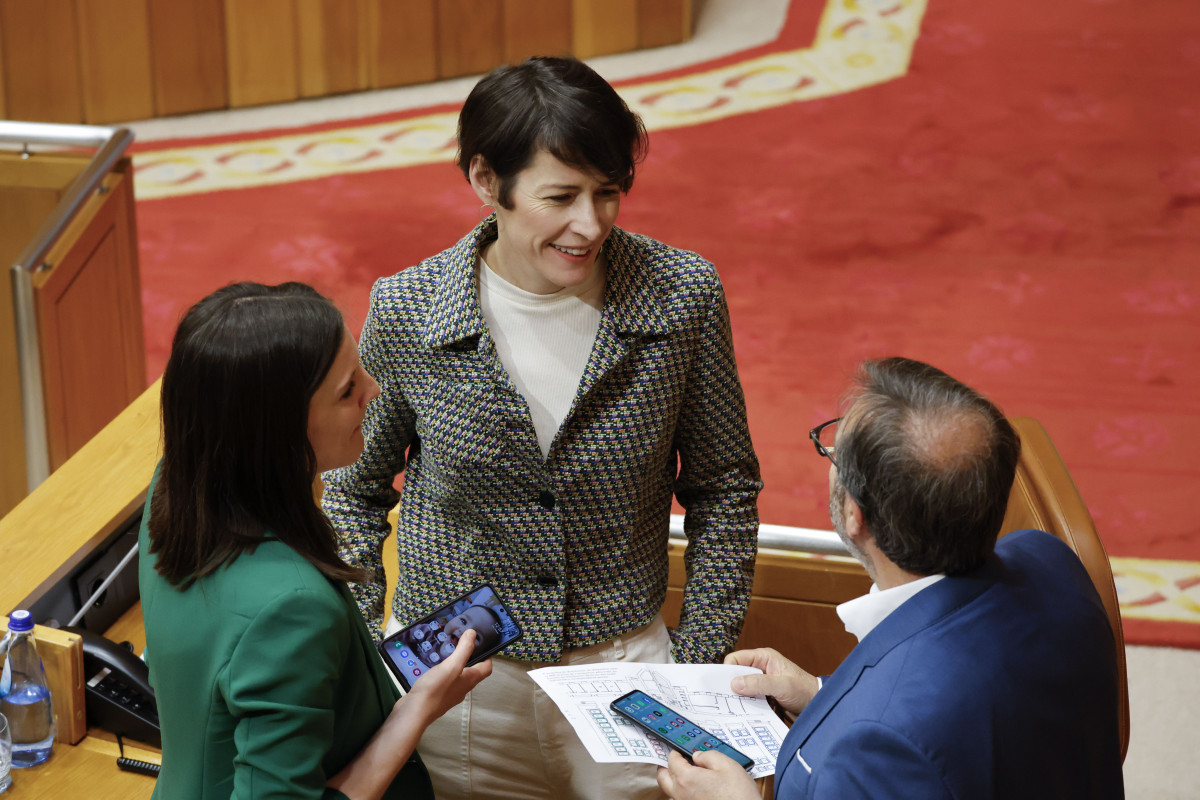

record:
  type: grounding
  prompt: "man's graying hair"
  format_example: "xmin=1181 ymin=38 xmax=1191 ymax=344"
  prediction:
xmin=836 ymin=358 xmax=1021 ymax=575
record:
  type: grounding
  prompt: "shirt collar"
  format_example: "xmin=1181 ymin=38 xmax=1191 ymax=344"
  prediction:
xmin=836 ymin=573 xmax=946 ymax=642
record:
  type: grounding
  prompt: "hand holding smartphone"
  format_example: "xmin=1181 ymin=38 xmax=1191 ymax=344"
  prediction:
xmin=378 ymin=584 xmax=522 ymax=691
xmin=610 ymin=689 xmax=754 ymax=771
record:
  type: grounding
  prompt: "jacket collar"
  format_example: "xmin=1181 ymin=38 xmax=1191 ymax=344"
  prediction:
xmin=422 ymin=219 xmax=670 ymax=349
xmin=422 ymin=220 xmax=493 ymax=349
xmin=785 ymin=556 xmax=1002 ymax=748
xmin=601 ymin=225 xmax=671 ymax=338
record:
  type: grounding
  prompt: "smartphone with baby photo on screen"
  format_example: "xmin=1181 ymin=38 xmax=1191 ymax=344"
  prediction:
xmin=378 ymin=584 xmax=522 ymax=691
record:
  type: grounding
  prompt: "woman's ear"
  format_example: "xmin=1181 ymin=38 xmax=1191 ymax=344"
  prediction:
xmin=468 ymin=155 xmax=498 ymax=206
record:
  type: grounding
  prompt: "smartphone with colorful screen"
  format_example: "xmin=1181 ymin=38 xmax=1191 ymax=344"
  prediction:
xmin=377 ymin=584 xmax=521 ymax=691
xmin=610 ymin=689 xmax=754 ymax=770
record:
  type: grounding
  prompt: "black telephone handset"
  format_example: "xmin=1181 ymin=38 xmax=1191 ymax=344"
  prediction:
xmin=62 ymin=626 xmax=161 ymax=749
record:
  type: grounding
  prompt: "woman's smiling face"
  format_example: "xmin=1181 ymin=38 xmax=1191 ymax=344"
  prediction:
xmin=477 ymin=149 xmax=622 ymax=295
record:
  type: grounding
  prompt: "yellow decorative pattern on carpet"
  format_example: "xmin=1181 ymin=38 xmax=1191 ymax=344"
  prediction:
xmin=133 ymin=0 xmax=929 ymax=200
xmin=1112 ymin=557 xmax=1200 ymax=624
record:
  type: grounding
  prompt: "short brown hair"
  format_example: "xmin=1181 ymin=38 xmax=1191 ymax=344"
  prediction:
xmin=836 ymin=358 xmax=1021 ymax=575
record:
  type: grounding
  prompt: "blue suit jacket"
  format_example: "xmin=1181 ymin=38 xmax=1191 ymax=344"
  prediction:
xmin=774 ymin=529 xmax=1124 ymax=799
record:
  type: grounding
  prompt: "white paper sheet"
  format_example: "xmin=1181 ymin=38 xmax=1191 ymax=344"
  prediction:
xmin=527 ymin=662 xmax=789 ymax=780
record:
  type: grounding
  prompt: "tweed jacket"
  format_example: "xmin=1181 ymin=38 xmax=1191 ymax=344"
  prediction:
xmin=138 ymin=475 xmax=434 ymax=800
xmin=322 ymin=220 xmax=762 ymax=663
xmin=774 ymin=530 xmax=1124 ymax=799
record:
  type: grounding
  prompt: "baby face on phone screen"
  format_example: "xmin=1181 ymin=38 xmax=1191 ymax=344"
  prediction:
xmin=444 ymin=605 xmax=502 ymax=652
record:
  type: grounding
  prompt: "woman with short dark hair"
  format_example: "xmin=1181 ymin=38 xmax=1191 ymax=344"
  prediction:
xmin=140 ymin=282 xmax=490 ymax=800
xmin=455 ymin=55 xmax=646 ymax=208
xmin=323 ymin=56 xmax=762 ymax=799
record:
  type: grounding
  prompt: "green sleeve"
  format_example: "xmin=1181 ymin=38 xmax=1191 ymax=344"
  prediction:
xmin=222 ymin=585 xmax=353 ymax=800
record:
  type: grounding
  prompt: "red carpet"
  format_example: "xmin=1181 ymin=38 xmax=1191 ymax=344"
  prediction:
xmin=131 ymin=0 xmax=1200 ymax=647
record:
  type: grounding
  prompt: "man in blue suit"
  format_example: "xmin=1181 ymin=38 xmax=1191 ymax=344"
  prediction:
xmin=658 ymin=357 xmax=1124 ymax=799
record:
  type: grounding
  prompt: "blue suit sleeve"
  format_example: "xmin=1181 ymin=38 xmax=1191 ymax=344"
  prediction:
xmin=804 ymin=721 xmax=953 ymax=800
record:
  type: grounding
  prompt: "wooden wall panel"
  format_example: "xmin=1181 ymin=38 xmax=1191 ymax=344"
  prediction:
xmin=571 ymin=0 xmax=637 ymax=59
xmin=0 ymin=1 xmax=690 ymax=123
xmin=45 ymin=227 xmax=128 ymax=462
xmin=76 ymin=0 xmax=155 ymax=123
xmin=637 ymin=0 xmax=691 ymax=50
xmin=297 ymin=0 xmax=365 ymax=98
xmin=36 ymin=164 xmax=145 ymax=468
xmin=502 ymin=0 xmax=571 ymax=64
xmin=0 ymin=18 xmax=7 ymax=119
xmin=110 ymin=163 xmax=147 ymax=409
xmin=0 ymin=0 xmax=83 ymax=123
xmin=436 ymin=0 xmax=503 ymax=79
xmin=0 ymin=155 xmax=83 ymax=517
xmin=0 ymin=188 xmax=39 ymax=516
xmin=224 ymin=0 xmax=298 ymax=108
xmin=367 ymin=0 xmax=438 ymax=88
xmin=147 ymin=0 xmax=227 ymax=116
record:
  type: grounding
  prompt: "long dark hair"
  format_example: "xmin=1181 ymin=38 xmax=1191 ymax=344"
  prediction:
xmin=148 ymin=282 xmax=365 ymax=588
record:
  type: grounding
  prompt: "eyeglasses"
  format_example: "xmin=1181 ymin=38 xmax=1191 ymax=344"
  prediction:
xmin=809 ymin=417 xmax=842 ymax=466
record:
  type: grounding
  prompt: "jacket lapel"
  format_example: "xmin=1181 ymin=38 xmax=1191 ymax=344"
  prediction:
xmin=417 ymin=224 xmax=673 ymax=469
xmin=420 ymin=219 xmax=544 ymax=469
xmin=421 ymin=222 xmax=490 ymax=351
xmin=337 ymin=581 xmax=399 ymax=711
xmin=784 ymin=562 xmax=998 ymax=750
xmin=567 ymin=227 xmax=670 ymax=417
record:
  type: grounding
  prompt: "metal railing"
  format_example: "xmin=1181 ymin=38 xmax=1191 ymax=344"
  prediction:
xmin=668 ymin=515 xmax=850 ymax=556
xmin=2 ymin=121 xmax=134 ymax=491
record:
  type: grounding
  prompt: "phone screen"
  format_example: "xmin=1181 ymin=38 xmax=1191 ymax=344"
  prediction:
xmin=611 ymin=689 xmax=754 ymax=770
xmin=378 ymin=584 xmax=521 ymax=691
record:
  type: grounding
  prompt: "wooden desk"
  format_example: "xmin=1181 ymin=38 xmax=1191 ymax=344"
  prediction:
xmin=5 ymin=726 xmax=159 ymax=797
xmin=0 ymin=381 xmax=160 ymax=796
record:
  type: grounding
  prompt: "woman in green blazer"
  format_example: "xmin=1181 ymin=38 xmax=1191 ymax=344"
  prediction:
xmin=138 ymin=282 xmax=491 ymax=799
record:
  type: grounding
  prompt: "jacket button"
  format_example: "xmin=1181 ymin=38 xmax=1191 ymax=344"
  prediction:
xmin=538 ymin=491 xmax=556 ymax=511
xmin=537 ymin=574 xmax=559 ymax=587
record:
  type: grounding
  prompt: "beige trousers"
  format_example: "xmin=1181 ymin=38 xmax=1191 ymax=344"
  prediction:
xmin=385 ymin=614 xmax=672 ymax=800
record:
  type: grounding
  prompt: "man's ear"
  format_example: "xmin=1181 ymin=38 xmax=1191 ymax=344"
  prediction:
xmin=468 ymin=154 xmax=498 ymax=206
xmin=843 ymin=492 xmax=867 ymax=544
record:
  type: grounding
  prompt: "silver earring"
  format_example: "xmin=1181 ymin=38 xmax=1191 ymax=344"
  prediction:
xmin=479 ymin=203 xmax=496 ymax=221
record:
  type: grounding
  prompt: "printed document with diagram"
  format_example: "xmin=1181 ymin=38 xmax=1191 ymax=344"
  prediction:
xmin=528 ymin=662 xmax=790 ymax=780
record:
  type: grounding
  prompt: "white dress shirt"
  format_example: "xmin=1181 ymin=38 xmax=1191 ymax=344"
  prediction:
xmin=836 ymin=573 xmax=947 ymax=642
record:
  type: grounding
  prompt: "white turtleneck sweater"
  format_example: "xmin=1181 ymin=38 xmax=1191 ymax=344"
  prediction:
xmin=478 ymin=257 xmax=605 ymax=459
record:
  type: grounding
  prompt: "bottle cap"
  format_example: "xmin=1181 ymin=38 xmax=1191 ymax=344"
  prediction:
xmin=7 ymin=609 xmax=33 ymax=632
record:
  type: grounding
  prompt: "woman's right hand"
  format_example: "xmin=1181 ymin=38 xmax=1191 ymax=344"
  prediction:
xmin=400 ymin=629 xmax=492 ymax=726
xmin=328 ymin=630 xmax=491 ymax=800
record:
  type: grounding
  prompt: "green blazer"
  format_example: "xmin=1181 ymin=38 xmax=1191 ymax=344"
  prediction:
xmin=138 ymin=484 xmax=433 ymax=799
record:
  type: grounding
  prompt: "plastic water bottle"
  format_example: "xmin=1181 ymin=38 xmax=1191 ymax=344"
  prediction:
xmin=0 ymin=611 xmax=55 ymax=767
